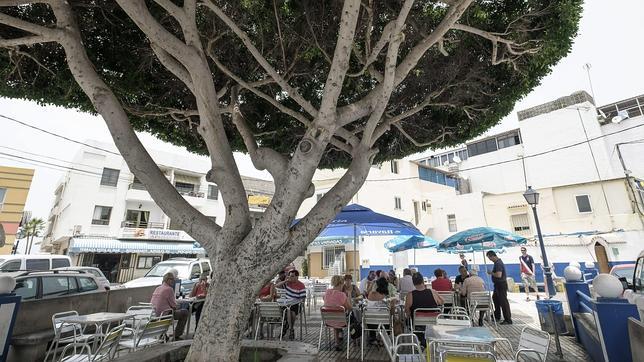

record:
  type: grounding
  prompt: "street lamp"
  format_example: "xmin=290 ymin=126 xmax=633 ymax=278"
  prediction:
xmin=523 ymin=186 xmax=557 ymax=298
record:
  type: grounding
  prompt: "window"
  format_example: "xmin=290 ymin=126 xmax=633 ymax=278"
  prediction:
xmin=1 ymin=260 xmax=21 ymax=271
xmin=125 ymin=210 xmax=150 ymax=228
xmin=42 ymin=276 xmax=74 ymax=298
xmin=137 ymin=256 xmax=161 ymax=269
xmin=92 ymin=206 xmax=112 ymax=225
xmin=190 ymin=264 xmax=202 ymax=279
xmin=467 ymin=138 xmax=498 ymax=157
xmin=52 ymin=258 xmax=70 ymax=269
xmin=447 ymin=214 xmax=457 ymax=232
xmin=390 ymin=160 xmax=399 ymax=174
xmin=100 ymin=168 xmax=120 ymax=187
xmin=0 ymin=187 xmax=6 ymax=211
xmin=413 ymin=201 xmax=420 ymax=225
xmin=323 ymin=246 xmax=345 ymax=269
xmin=13 ymin=277 xmax=37 ymax=300
xmin=510 ymin=213 xmax=531 ymax=236
xmin=174 ymin=182 xmax=195 ymax=194
xmin=207 ymin=185 xmax=219 ymax=200
xmin=394 ymin=197 xmax=402 ymax=210
xmin=497 ymin=131 xmax=521 ymax=149
xmin=77 ymin=277 xmax=99 ymax=292
xmin=421 ymin=201 xmax=427 ymax=211
xmin=575 ymin=195 xmax=593 ymax=213
xmin=26 ymin=259 xmax=49 ymax=270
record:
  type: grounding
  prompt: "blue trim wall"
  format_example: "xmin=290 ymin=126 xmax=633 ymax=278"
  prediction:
xmin=359 ymin=260 xmax=635 ymax=283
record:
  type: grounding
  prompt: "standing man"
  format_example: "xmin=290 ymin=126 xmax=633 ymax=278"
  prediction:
xmin=519 ymin=247 xmax=540 ymax=301
xmin=486 ymin=250 xmax=512 ymax=325
xmin=459 ymin=253 xmax=469 ymax=270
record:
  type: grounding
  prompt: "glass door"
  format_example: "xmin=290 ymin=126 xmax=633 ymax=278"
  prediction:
xmin=125 ymin=210 xmax=150 ymax=228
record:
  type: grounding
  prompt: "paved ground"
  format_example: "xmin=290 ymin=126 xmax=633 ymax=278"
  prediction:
xmin=239 ymin=292 xmax=590 ymax=361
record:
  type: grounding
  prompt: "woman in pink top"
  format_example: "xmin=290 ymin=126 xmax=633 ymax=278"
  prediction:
xmin=431 ymin=268 xmax=453 ymax=291
xmin=323 ymin=275 xmax=352 ymax=351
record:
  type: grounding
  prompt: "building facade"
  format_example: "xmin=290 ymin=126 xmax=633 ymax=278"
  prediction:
xmin=41 ymin=141 xmax=274 ymax=283
xmin=0 ymin=166 xmax=34 ymax=254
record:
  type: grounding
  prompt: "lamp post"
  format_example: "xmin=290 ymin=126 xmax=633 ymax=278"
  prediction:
xmin=523 ymin=186 xmax=557 ymax=298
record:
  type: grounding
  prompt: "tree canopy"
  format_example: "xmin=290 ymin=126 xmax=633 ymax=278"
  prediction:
xmin=1 ymin=0 xmax=581 ymax=168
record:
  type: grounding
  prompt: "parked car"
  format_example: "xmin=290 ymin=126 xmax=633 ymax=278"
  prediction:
xmin=610 ymin=263 xmax=636 ymax=289
xmin=54 ymin=266 xmax=110 ymax=290
xmin=632 ymin=252 xmax=644 ymax=295
xmin=5 ymin=270 xmax=102 ymax=301
xmin=0 ymin=255 xmax=71 ymax=271
xmin=122 ymin=258 xmax=211 ymax=295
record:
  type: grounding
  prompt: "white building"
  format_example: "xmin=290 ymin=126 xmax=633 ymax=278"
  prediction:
xmin=298 ymin=158 xmax=457 ymax=278
xmin=42 ymin=140 xmax=274 ymax=283
xmin=415 ymin=91 xmax=644 ymax=279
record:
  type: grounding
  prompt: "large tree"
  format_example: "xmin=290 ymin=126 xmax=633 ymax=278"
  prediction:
xmin=0 ymin=0 xmax=580 ymax=360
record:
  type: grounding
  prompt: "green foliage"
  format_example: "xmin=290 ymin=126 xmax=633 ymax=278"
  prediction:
xmin=0 ymin=0 xmax=582 ymax=168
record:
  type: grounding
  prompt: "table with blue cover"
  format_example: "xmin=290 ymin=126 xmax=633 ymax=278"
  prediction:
xmin=425 ymin=324 xmax=509 ymax=359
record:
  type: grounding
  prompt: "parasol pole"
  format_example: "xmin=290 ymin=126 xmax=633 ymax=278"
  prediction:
xmin=414 ymin=248 xmax=416 ymax=269
xmin=353 ymin=223 xmax=358 ymax=281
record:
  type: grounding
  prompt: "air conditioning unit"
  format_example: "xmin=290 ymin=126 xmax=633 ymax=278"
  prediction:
xmin=73 ymin=225 xmax=82 ymax=236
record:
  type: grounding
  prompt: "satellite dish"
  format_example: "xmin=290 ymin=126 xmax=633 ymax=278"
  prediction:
xmin=453 ymin=155 xmax=462 ymax=163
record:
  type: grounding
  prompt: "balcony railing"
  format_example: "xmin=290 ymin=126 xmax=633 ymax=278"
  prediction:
xmin=129 ymin=182 xmax=147 ymax=191
xmin=120 ymin=221 xmax=165 ymax=229
xmin=177 ymin=190 xmax=205 ymax=198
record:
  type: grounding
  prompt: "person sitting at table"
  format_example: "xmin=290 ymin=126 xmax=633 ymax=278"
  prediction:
xmin=431 ymin=268 xmax=453 ymax=292
xmin=275 ymin=270 xmax=287 ymax=289
xmin=360 ymin=270 xmax=376 ymax=296
xmin=405 ymin=272 xmax=444 ymax=346
xmin=275 ymin=269 xmax=306 ymax=340
xmin=365 ymin=277 xmax=391 ymax=344
xmin=189 ymin=273 xmax=209 ymax=328
xmin=342 ymin=274 xmax=361 ymax=300
xmin=258 ymin=280 xmax=276 ymax=302
xmin=454 ymin=266 xmax=470 ymax=306
xmin=324 ymin=275 xmax=353 ymax=351
xmin=150 ymin=272 xmax=189 ymax=340
xmin=370 ymin=273 xmax=397 ymax=296
xmin=398 ymin=268 xmax=415 ymax=295
xmin=388 ymin=270 xmax=398 ymax=289
xmin=460 ymin=267 xmax=487 ymax=326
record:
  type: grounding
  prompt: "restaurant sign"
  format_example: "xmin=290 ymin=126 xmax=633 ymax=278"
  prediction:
xmin=120 ymin=227 xmax=194 ymax=241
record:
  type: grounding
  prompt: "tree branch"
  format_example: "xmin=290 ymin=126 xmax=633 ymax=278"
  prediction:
xmin=0 ymin=11 xmax=59 ymax=38
xmin=0 ymin=35 xmax=53 ymax=47
xmin=394 ymin=122 xmax=455 ymax=147
xmin=200 ymin=0 xmax=318 ymax=118
xmin=149 ymin=42 xmax=195 ymax=93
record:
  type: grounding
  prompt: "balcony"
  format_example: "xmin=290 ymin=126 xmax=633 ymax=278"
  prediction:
xmin=120 ymin=221 xmax=165 ymax=229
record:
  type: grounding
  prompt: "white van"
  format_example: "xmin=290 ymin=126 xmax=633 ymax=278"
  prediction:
xmin=0 ymin=254 xmax=72 ymax=271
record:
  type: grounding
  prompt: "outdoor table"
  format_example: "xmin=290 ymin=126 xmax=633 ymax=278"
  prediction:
xmin=425 ymin=325 xmax=509 ymax=358
xmin=59 ymin=312 xmax=133 ymax=349
xmin=276 ymin=298 xmax=306 ymax=340
xmin=179 ymin=296 xmax=205 ymax=334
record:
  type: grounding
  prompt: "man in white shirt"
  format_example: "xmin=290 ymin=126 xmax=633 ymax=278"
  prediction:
xmin=398 ymin=268 xmax=415 ymax=294
xmin=359 ymin=270 xmax=376 ymax=294
xmin=461 ymin=267 xmax=487 ymax=326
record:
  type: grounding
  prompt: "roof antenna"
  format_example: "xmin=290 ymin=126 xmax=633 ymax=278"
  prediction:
xmin=583 ymin=63 xmax=597 ymax=104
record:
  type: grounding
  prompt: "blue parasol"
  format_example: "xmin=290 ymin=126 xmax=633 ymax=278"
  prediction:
xmin=385 ymin=235 xmax=439 ymax=253
xmin=438 ymin=227 xmax=527 ymax=253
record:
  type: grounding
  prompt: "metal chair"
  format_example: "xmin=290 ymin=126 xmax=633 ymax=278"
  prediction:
xmin=437 ymin=292 xmax=455 ymax=312
xmin=429 ymin=340 xmax=496 ymax=361
xmin=449 ymin=306 xmax=469 ymax=316
xmin=118 ymin=315 xmax=172 ymax=352
xmin=45 ymin=311 xmax=95 ymax=362
xmin=439 ymin=349 xmax=497 ymax=361
xmin=59 ymin=323 xmax=125 ymax=362
xmin=411 ymin=307 xmax=442 ymax=332
xmin=318 ymin=306 xmax=351 ymax=359
xmin=436 ymin=313 xmax=472 ymax=327
xmin=468 ymin=291 xmax=497 ymax=327
xmin=378 ymin=324 xmax=395 ymax=361
xmin=362 ymin=306 xmax=392 ymax=360
xmin=254 ymin=302 xmax=287 ymax=341
xmin=394 ymin=334 xmax=425 ymax=361
xmin=498 ymin=327 xmax=551 ymax=362
xmin=123 ymin=306 xmax=154 ymax=340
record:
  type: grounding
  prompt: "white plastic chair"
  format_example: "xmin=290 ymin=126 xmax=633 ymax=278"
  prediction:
xmin=318 ymin=306 xmax=351 ymax=359
xmin=254 ymin=302 xmax=287 ymax=341
xmin=436 ymin=313 xmax=472 ymax=327
xmin=498 ymin=327 xmax=551 ymax=362
xmin=468 ymin=291 xmax=497 ymax=327
xmin=362 ymin=306 xmax=392 ymax=360
xmin=59 ymin=323 xmax=125 ymax=362
xmin=118 ymin=315 xmax=172 ymax=352
xmin=45 ymin=311 xmax=95 ymax=362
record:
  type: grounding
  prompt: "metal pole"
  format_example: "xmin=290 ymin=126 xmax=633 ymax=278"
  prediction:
xmin=532 ymin=205 xmax=556 ymax=298
xmin=353 ymin=224 xmax=358 ymax=281
xmin=414 ymin=248 xmax=416 ymax=269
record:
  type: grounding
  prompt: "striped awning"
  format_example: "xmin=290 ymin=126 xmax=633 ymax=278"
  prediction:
xmin=68 ymin=237 xmax=205 ymax=255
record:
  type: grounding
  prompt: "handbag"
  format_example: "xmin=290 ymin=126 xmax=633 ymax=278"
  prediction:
xmin=349 ymin=313 xmax=362 ymax=339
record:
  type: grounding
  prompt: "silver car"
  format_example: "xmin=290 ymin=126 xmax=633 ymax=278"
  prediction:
xmin=54 ymin=266 xmax=111 ymax=290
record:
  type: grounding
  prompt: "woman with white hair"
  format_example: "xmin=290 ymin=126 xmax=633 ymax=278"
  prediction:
xmin=460 ymin=266 xmax=487 ymax=326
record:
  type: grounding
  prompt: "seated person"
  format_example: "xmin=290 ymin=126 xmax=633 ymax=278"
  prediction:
xmin=275 ymin=269 xmax=306 ymax=340
xmin=398 ymin=268 xmax=415 ymax=295
xmin=258 ymin=281 xmax=276 ymax=302
xmin=460 ymin=267 xmax=487 ymax=326
xmin=359 ymin=271 xmax=376 ymax=295
xmin=454 ymin=266 xmax=470 ymax=306
xmin=370 ymin=273 xmax=397 ymax=296
xmin=431 ymin=268 xmax=453 ymax=291
xmin=342 ymin=274 xmax=361 ymax=301
xmin=189 ymin=273 xmax=209 ymax=328
xmin=405 ymin=272 xmax=444 ymax=345
xmin=324 ymin=275 xmax=353 ymax=351
xmin=366 ymin=277 xmax=391 ymax=344
xmin=150 ymin=273 xmax=189 ymax=339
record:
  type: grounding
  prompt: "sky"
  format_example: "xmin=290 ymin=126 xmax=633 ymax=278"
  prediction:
xmin=0 ymin=0 xmax=643 ymax=220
